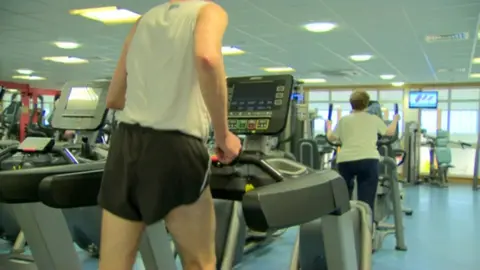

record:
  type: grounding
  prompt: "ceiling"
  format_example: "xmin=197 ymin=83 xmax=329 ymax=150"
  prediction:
xmin=1 ymin=0 xmax=480 ymax=89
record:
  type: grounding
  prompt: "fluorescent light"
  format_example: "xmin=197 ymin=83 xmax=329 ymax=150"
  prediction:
xmin=70 ymin=6 xmax=140 ymax=24
xmin=473 ymin=57 xmax=480 ymax=64
xmin=94 ymin=78 xmax=110 ymax=82
xmin=470 ymin=73 xmax=480 ymax=78
xmin=303 ymin=22 xmax=337 ymax=33
xmin=16 ymin=69 xmax=34 ymax=75
xmin=54 ymin=41 xmax=81 ymax=49
xmin=299 ymin=78 xmax=326 ymax=83
xmin=263 ymin=67 xmax=295 ymax=73
xmin=222 ymin=46 xmax=245 ymax=56
xmin=391 ymin=82 xmax=405 ymax=87
xmin=43 ymin=56 xmax=88 ymax=64
xmin=349 ymin=54 xmax=373 ymax=62
xmin=380 ymin=74 xmax=396 ymax=80
xmin=12 ymin=75 xmax=46 ymax=81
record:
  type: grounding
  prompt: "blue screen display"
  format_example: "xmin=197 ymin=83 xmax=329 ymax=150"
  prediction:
xmin=409 ymin=91 xmax=438 ymax=109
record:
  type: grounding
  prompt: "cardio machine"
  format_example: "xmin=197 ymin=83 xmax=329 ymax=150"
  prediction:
xmin=0 ymin=82 xmax=110 ymax=269
xmin=33 ymin=75 xmax=368 ymax=270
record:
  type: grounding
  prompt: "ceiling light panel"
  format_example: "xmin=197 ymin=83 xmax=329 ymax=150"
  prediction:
xmin=299 ymin=78 xmax=326 ymax=83
xmin=263 ymin=67 xmax=295 ymax=73
xmin=470 ymin=73 xmax=480 ymax=78
xmin=54 ymin=41 xmax=81 ymax=49
xmin=349 ymin=54 xmax=373 ymax=62
xmin=473 ymin=57 xmax=480 ymax=64
xmin=380 ymin=74 xmax=396 ymax=80
xmin=43 ymin=56 xmax=89 ymax=64
xmin=70 ymin=6 xmax=140 ymax=24
xmin=222 ymin=46 xmax=245 ymax=56
xmin=303 ymin=22 xmax=337 ymax=33
xmin=16 ymin=69 xmax=34 ymax=75
xmin=391 ymin=82 xmax=405 ymax=87
xmin=12 ymin=75 xmax=46 ymax=81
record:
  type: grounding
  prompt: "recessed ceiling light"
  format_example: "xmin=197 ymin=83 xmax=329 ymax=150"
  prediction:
xmin=380 ymin=74 xmax=396 ymax=80
xmin=12 ymin=75 xmax=46 ymax=81
xmin=391 ymin=82 xmax=405 ymax=87
xmin=43 ymin=56 xmax=89 ymax=64
xmin=263 ymin=67 xmax=295 ymax=73
xmin=349 ymin=54 xmax=373 ymax=62
xmin=70 ymin=6 xmax=140 ymax=24
xmin=222 ymin=46 xmax=245 ymax=56
xmin=470 ymin=73 xmax=480 ymax=78
xmin=299 ymin=78 xmax=327 ymax=84
xmin=16 ymin=69 xmax=34 ymax=75
xmin=54 ymin=41 xmax=81 ymax=49
xmin=303 ymin=22 xmax=337 ymax=33
xmin=473 ymin=57 xmax=480 ymax=64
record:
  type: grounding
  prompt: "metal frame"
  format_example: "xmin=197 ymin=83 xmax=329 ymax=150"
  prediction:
xmin=1 ymin=203 xmax=82 ymax=270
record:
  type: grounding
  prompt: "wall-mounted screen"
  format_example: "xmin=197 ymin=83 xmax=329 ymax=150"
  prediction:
xmin=409 ymin=91 xmax=438 ymax=109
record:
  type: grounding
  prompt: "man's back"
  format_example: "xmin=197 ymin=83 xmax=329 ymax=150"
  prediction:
xmin=335 ymin=112 xmax=383 ymax=163
xmin=118 ymin=1 xmax=210 ymax=140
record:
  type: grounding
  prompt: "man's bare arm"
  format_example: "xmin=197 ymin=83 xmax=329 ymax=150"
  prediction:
xmin=106 ymin=19 xmax=140 ymax=110
xmin=194 ymin=3 xmax=229 ymax=139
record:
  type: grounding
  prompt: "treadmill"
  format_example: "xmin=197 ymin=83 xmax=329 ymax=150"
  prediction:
xmin=0 ymin=82 xmax=109 ymax=269
xmin=34 ymin=75 xmax=361 ymax=270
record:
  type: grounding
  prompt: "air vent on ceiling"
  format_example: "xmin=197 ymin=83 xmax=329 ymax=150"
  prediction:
xmin=85 ymin=56 xmax=111 ymax=62
xmin=437 ymin=68 xmax=466 ymax=73
xmin=425 ymin=32 xmax=470 ymax=43
xmin=320 ymin=70 xmax=361 ymax=77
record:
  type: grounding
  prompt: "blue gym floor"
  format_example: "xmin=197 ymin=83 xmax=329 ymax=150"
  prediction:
xmin=2 ymin=184 xmax=479 ymax=269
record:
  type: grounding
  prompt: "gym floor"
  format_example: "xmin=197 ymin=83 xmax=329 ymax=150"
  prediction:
xmin=2 ymin=184 xmax=479 ymax=270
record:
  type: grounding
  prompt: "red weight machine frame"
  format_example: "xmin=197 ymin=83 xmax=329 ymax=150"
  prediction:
xmin=0 ymin=81 xmax=60 ymax=142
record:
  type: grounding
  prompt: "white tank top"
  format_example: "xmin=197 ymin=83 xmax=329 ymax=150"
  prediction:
xmin=117 ymin=1 xmax=210 ymax=140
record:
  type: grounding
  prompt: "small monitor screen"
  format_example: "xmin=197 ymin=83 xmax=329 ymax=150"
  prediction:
xmin=409 ymin=91 xmax=438 ymax=109
xmin=230 ymin=82 xmax=278 ymax=111
xmin=64 ymin=87 xmax=101 ymax=115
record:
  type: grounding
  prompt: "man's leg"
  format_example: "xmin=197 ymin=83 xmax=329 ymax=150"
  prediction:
xmin=337 ymin=161 xmax=356 ymax=199
xmin=165 ymin=188 xmax=216 ymax=270
xmin=98 ymin=210 xmax=145 ymax=270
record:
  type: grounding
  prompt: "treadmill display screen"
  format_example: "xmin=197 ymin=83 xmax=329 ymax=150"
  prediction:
xmin=64 ymin=87 xmax=100 ymax=116
xmin=229 ymin=82 xmax=280 ymax=111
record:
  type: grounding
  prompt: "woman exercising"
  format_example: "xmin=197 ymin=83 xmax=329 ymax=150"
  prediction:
xmin=326 ymin=90 xmax=399 ymax=213
xmin=98 ymin=1 xmax=241 ymax=270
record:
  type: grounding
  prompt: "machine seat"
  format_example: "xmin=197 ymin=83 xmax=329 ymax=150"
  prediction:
xmin=0 ymin=162 xmax=104 ymax=204
xmin=39 ymin=170 xmax=104 ymax=208
xmin=242 ymin=170 xmax=350 ymax=232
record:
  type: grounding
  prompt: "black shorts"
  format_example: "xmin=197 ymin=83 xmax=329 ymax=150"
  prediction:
xmin=98 ymin=123 xmax=211 ymax=225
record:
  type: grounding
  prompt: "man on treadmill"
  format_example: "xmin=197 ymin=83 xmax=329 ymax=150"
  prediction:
xmin=98 ymin=1 xmax=241 ymax=270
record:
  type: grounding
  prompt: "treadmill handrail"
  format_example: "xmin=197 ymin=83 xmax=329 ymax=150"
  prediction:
xmin=237 ymin=154 xmax=284 ymax=182
xmin=39 ymin=169 xmax=104 ymax=208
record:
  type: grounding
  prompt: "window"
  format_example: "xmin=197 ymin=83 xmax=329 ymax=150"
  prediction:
xmin=366 ymin=90 xmax=378 ymax=100
xmin=379 ymin=90 xmax=403 ymax=102
xmin=420 ymin=102 xmax=448 ymax=134
xmin=309 ymin=91 xmax=329 ymax=102
xmin=310 ymin=103 xmax=330 ymax=135
xmin=331 ymin=90 xmax=352 ymax=101
xmin=451 ymin=88 xmax=480 ymax=100
xmin=450 ymin=102 xmax=479 ymax=138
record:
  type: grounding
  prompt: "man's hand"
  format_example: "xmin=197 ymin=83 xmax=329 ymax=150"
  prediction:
xmin=393 ymin=114 xmax=401 ymax=121
xmin=215 ymin=131 xmax=241 ymax=164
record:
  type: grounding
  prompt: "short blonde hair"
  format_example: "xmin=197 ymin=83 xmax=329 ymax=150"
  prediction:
xmin=349 ymin=90 xmax=370 ymax=110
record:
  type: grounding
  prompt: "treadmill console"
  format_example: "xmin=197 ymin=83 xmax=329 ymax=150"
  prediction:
xmin=227 ymin=75 xmax=294 ymax=135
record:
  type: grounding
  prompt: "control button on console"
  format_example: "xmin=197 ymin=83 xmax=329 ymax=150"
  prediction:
xmin=276 ymin=86 xmax=285 ymax=92
xmin=274 ymin=99 xmax=283 ymax=105
xmin=247 ymin=120 xmax=257 ymax=130
xmin=275 ymin=93 xmax=284 ymax=98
